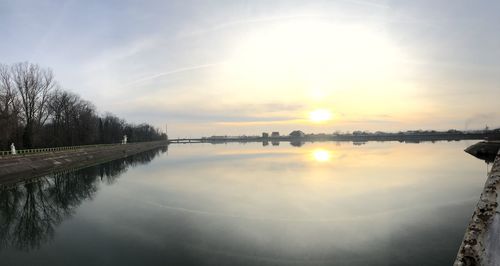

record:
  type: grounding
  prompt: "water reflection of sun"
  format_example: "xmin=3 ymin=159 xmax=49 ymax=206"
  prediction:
xmin=312 ymin=149 xmax=331 ymax=162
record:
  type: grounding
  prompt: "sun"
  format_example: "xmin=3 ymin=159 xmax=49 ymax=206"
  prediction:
xmin=309 ymin=109 xmax=332 ymax=123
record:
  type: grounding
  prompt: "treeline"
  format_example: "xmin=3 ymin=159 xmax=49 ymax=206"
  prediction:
xmin=0 ymin=62 xmax=166 ymax=150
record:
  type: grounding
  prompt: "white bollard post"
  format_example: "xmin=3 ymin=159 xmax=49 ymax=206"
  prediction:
xmin=10 ymin=143 xmax=16 ymax=155
xmin=122 ymin=135 xmax=127 ymax=144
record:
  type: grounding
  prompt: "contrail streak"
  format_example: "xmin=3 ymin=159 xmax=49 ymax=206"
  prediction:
xmin=126 ymin=63 xmax=222 ymax=86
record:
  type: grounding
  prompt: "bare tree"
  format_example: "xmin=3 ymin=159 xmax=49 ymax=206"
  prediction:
xmin=1 ymin=62 xmax=164 ymax=149
xmin=47 ymin=89 xmax=103 ymax=146
xmin=48 ymin=89 xmax=74 ymax=144
xmin=11 ymin=62 xmax=56 ymax=148
xmin=0 ymin=64 xmax=19 ymax=149
xmin=0 ymin=64 xmax=16 ymax=113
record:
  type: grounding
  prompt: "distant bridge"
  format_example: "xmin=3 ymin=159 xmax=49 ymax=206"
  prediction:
xmin=168 ymin=138 xmax=203 ymax=144
xmin=168 ymin=137 xmax=265 ymax=144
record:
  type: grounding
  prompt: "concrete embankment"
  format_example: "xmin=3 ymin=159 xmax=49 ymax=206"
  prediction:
xmin=455 ymin=149 xmax=500 ymax=266
xmin=0 ymin=141 xmax=168 ymax=185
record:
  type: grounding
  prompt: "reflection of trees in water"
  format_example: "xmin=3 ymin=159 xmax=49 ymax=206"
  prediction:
xmin=0 ymin=179 xmax=70 ymax=251
xmin=0 ymin=148 xmax=165 ymax=251
xmin=290 ymin=140 xmax=304 ymax=147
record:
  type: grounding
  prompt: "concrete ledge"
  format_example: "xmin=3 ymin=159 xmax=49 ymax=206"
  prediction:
xmin=455 ymin=149 xmax=500 ymax=266
xmin=0 ymin=141 xmax=168 ymax=186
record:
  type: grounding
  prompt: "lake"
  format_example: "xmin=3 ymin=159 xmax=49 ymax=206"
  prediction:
xmin=0 ymin=140 xmax=488 ymax=265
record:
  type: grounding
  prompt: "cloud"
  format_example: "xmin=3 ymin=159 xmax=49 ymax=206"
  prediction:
xmin=216 ymin=119 xmax=306 ymax=127
xmin=179 ymin=14 xmax=326 ymax=39
xmin=124 ymin=63 xmax=223 ymax=86
xmin=118 ymin=102 xmax=305 ymax=123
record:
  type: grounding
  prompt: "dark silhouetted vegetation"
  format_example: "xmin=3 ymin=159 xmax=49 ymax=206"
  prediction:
xmin=0 ymin=62 xmax=166 ymax=150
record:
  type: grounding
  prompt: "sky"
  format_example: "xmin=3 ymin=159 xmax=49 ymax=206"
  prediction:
xmin=0 ymin=0 xmax=499 ymax=138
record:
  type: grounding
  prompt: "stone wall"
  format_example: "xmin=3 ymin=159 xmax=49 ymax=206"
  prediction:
xmin=0 ymin=141 xmax=168 ymax=186
xmin=455 ymin=150 xmax=500 ymax=266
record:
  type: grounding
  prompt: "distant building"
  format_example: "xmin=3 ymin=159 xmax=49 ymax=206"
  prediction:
xmin=262 ymin=132 xmax=269 ymax=138
xmin=289 ymin=130 xmax=305 ymax=138
xmin=271 ymin=132 xmax=280 ymax=138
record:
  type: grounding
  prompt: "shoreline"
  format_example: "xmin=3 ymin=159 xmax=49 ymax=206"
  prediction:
xmin=455 ymin=148 xmax=500 ymax=265
xmin=0 ymin=141 xmax=168 ymax=186
xmin=169 ymin=132 xmax=500 ymax=144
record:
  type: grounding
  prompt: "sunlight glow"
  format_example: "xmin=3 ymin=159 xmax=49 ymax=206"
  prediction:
xmin=210 ymin=18 xmax=418 ymax=129
xmin=312 ymin=149 xmax=331 ymax=162
xmin=309 ymin=109 xmax=332 ymax=123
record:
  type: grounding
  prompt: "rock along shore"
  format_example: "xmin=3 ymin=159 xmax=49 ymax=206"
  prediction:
xmin=455 ymin=148 xmax=500 ymax=266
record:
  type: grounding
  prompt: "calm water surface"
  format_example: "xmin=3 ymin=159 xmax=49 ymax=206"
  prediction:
xmin=0 ymin=141 xmax=488 ymax=265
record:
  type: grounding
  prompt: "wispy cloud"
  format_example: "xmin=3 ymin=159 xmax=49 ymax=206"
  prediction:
xmin=339 ymin=0 xmax=390 ymax=9
xmin=216 ymin=119 xmax=306 ymax=127
xmin=179 ymin=14 xmax=326 ymax=39
xmin=124 ymin=62 xmax=223 ymax=86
